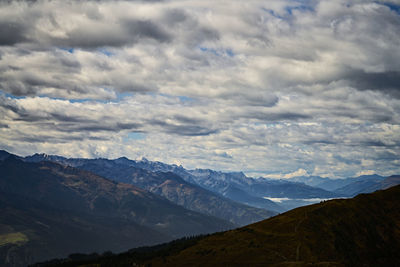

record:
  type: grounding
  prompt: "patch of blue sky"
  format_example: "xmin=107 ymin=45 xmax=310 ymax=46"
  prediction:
xmin=262 ymin=8 xmax=285 ymax=19
xmin=262 ymin=0 xmax=314 ymax=18
xmin=115 ymin=92 xmax=135 ymax=101
xmin=226 ymin=49 xmax=235 ymax=57
xmin=126 ymin=132 xmax=146 ymax=140
xmin=378 ymin=2 xmax=400 ymax=15
xmin=1 ymin=92 xmax=25 ymax=99
xmin=199 ymin=46 xmax=235 ymax=57
xmin=178 ymin=95 xmax=194 ymax=103
xmin=68 ymin=98 xmax=110 ymax=104
xmin=153 ymin=92 xmax=195 ymax=103
xmin=285 ymin=4 xmax=314 ymax=15
xmin=59 ymin=47 xmax=74 ymax=54
xmin=98 ymin=48 xmax=114 ymax=57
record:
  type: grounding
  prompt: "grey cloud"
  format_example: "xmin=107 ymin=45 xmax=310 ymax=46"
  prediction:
xmin=49 ymin=113 xmax=95 ymax=124
xmin=0 ymin=4 xmax=173 ymax=49
xmin=162 ymin=9 xmax=188 ymax=25
xmin=115 ymin=81 xmax=157 ymax=93
xmin=186 ymin=26 xmax=219 ymax=46
xmin=123 ymin=19 xmax=172 ymax=43
xmin=374 ymin=151 xmax=399 ymax=161
xmin=151 ymin=119 xmax=218 ymax=136
xmin=345 ymin=70 xmax=400 ymax=98
xmin=173 ymin=115 xmax=205 ymax=125
xmin=11 ymin=134 xmax=108 ymax=143
xmin=359 ymin=140 xmax=400 ymax=148
xmin=0 ymin=48 xmax=156 ymax=98
xmin=55 ymin=28 xmax=130 ymax=48
xmin=70 ymin=123 xmax=141 ymax=132
xmin=303 ymin=140 xmax=337 ymax=145
xmin=330 ymin=107 xmax=395 ymax=124
xmin=333 ymin=155 xmax=361 ymax=165
xmin=250 ymin=112 xmax=311 ymax=122
xmin=0 ymin=95 xmax=20 ymax=114
xmin=0 ymin=22 xmax=28 ymax=46
xmin=55 ymin=19 xmax=172 ymax=48
xmin=218 ymin=88 xmax=279 ymax=108
xmin=21 ymin=112 xmax=142 ymax=133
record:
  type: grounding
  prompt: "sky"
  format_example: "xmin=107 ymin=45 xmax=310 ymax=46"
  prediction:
xmin=0 ymin=0 xmax=399 ymax=179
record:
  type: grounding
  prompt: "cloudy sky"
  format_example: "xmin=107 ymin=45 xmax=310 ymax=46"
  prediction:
xmin=0 ymin=0 xmax=399 ymax=178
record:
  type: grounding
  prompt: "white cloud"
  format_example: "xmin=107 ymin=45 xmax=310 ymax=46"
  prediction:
xmin=355 ymin=170 xmax=377 ymax=177
xmin=283 ymin=169 xmax=309 ymax=179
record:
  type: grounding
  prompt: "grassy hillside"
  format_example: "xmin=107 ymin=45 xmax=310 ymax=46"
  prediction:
xmin=151 ymin=185 xmax=399 ymax=266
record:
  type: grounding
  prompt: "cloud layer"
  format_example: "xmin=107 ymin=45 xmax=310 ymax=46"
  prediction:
xmin=0 ymin=0 xmax=399 ymax=178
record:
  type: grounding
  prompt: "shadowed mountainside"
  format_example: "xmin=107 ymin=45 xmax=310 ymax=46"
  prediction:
xmin=0 ymin=156 xmax=233 ymax=267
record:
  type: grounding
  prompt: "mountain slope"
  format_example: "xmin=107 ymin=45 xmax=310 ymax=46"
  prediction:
xmin=0 ymin=156 xmax=233 ymax=266
xmin=333 ymin=175 xmax=386 ymax=196
xmin=291 ymin=174 xmax=385 ymax=193
xmin=77 ymin=160 xmax=277 ymax=226
xmin=220 ymin=184 xmax=284 ymax=212
xmin=147 ymin=185 xmax=400 ymax=266
xmin=360 ymin=175 xmax=400 ymax=194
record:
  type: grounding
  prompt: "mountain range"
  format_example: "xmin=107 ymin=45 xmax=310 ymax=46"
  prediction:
xmin=1 ymin=149 xmax=399 ymax=266
xmin=24 ymin=153 xmax=279 ymax=224
xmin=23 ymin=151 xmax=399 ymax=210
xmin=76 ymin=159 xmax=276 ymax=226
xmin=35 ymin=184 xmax=400 ymax=266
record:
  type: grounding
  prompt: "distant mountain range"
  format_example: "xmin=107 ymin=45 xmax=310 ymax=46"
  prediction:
xmin=24 ymin=153 xmax=279 ymax=224
xmin=36 ymin=184 xmax=400 ymax=266
xmin=1 ymin=149 xmax=399 ymax=266
xmin=75 ymin=159 xmax=276 ymax=226
xmin=23 ymin=151 xmax=399 ymax=210
xmin=291 ymin=174 xmax=400 ymax=197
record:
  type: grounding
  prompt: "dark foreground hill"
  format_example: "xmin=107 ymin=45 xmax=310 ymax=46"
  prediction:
xmin=0 ymin=157 xmax=233 ymax=267
xmin=42 ymin=185 xmax=400 ymax=267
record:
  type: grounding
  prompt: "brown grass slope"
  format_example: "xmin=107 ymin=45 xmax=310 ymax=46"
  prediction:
xmin=147 ymin=185 xmax=400 ymax=267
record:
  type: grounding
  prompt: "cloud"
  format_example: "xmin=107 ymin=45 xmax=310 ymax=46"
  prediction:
xmin=355 ymin=170 xmax=376 ymax=177
xmin=0 ymin=21 xmax=28 ymax=46
xmin=345 ymin=70 xmax=400 ymax=98
xmin=0 ymin=0 xmax=399 ymax=178
xmin=283 ymin=168 xmax=309 ymax=179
